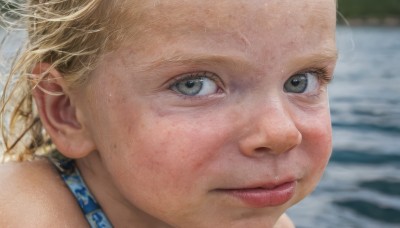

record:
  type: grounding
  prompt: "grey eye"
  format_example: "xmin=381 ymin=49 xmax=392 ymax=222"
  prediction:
xmin=284 ymin=74 xmax=308 ymax=93
xmin=171 ymin=76 xmax=218 ymax=96
xmin=174 ymin=78 xmax=204 ymax=96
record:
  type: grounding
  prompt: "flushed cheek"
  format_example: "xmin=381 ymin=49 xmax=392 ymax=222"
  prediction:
xmin=103 ymin=115 xmax=238 ymax=223
xmin=132 ymin=102 xmax=247 ymax=174
xmin=135 ymin=118 xmax=225 ymax=175
xmin=112 ymin=111 xmax=234 ymax=196
xmin=296 ymin=112 xmax=332 ymax=195
xmin=304 ymin=127 xmax=331 ymax=173
xmin=307 ymin=115 xmax=332 ymax=166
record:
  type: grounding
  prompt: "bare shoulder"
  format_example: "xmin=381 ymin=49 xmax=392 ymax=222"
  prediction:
xmin=274 ymin=213 xmax=295 ymax=228
xmin=0 ymin=159 xmax=88 ymax=227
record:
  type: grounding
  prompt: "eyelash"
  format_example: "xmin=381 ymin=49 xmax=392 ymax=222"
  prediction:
xmin=167 ymin=71 xmax=224 ymax=97
xmin=168 ymin=71 xmax=220 ymax=85
xmin=166 ymin=67 xmax=332 ymax=97
xmin=307 ymin=67 xmax=333 ymax=85
xmin=292 ymin=67 xmax=333 ymax=98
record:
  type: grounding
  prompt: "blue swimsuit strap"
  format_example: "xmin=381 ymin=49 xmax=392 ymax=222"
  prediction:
xmin=48 ymin=151 xmax=113 ymax=228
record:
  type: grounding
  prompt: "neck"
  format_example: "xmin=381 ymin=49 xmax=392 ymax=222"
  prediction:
xmin=76 ymin=151 xmax=172 ymax=228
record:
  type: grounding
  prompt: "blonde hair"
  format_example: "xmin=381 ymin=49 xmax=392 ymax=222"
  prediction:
xmin=0 ymin=0 xmax=132 ymax=161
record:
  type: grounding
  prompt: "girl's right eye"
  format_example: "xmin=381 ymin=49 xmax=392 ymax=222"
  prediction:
xmin=169 ymin=72 xmax=220 ymax=96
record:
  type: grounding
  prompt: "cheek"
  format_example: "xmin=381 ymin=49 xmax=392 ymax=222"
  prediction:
xmin=296 ymin=110 xmax=332 ymax=191
xmin=304 ymin=124 xmax=332 ymax=171
xmin=100 ymin=104 xmax=239 ymax=210
xmin=129 ymin=115 xmax=225 ymax=172
xmin=110 ymin=111 xmax=250 ymax=225
xmin=311 ymin=115 xmax=332 ymax=164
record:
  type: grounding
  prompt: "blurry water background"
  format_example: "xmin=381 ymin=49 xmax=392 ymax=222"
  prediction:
xmin=1 ymin=24 xmax=400 ymax=228
xmin=287 ymin=26 xmax=400 ymax=227
xmin=0 ymin=27 xmax=26 ymax=153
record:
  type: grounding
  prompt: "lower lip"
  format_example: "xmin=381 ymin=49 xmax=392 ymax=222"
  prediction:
xmin=220 ymin=181 xmax=296 ymax=208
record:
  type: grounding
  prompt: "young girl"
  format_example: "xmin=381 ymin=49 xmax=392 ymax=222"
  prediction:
xmin=0 ymin=0 xmax=337 ymax=227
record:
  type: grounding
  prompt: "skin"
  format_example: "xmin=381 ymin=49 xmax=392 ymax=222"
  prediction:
xmin=0 ymin=0 xmax=337 ymax=227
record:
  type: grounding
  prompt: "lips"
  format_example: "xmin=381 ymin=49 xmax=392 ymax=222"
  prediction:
xmin=216 ymin=181 xmax=297 ymax=208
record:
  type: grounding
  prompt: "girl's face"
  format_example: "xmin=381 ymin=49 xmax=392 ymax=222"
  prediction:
xmin=77 ymin=0 xmax=337 ymax=226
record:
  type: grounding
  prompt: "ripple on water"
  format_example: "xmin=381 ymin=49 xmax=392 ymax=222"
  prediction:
xmin=358 ymin=180 xmax=400 ymax=197
xmin=334 ymin=199 xmax=400 ymax=224
xmin=330 ymin=150 xmax=400 ymax=166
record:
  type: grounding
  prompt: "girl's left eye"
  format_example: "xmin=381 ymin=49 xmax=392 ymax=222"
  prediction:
xmin=170 ymin=73 xmax=219 ymax=96
xmin=284 ymin=72 xmax=320 ymax=94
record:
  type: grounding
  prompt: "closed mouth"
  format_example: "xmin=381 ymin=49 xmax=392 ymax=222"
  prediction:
xmin=216 ymin=181 xmax=297 ymax=208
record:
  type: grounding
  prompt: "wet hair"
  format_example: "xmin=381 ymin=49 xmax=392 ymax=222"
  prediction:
xmin=0 ymin=0 xmax=132 ymax=161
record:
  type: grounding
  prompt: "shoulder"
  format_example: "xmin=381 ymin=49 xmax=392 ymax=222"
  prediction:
xmin=0 ymin=159 xmax=88 ymax=227
xmin=274 ymin=213 xmax=295 ymax=228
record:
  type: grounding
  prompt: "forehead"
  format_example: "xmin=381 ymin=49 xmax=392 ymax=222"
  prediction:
xmin=145 ymin=1 xmax=332 ymax=26
xmin=131 ymin=0 xmax=335 ymax=36
xmin=118 ymin=0 xmax=336 ymax=65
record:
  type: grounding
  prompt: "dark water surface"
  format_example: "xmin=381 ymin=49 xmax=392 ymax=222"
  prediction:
xmin=287 ymin=26 xmax=400 ymax=228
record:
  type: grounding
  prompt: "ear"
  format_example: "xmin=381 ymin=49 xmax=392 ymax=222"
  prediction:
xmin=31 ymin=63 xmax=95 ymax=158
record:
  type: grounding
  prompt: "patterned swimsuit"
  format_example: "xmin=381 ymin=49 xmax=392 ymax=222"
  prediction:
xmin=48 ymin=151 xmax=113 ymax=228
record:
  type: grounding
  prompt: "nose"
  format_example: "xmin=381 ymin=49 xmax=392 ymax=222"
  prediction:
xmin=238 ymin=103 xmax=302 ymax=157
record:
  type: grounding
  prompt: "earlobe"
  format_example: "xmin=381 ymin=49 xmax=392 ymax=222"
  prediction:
xmin=31 ymin=63 xmax=95 ymax=158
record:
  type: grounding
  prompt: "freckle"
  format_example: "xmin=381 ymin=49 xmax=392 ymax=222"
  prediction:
xmin=121 ymin=95 xmax=127 ymax=103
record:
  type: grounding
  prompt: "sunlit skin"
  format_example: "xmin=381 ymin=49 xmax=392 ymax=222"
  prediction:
xmin=40 ymin=0 xmax=337 ymax=227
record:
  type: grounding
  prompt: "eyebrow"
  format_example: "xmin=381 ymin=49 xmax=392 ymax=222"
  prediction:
xmin=288 ymin=48 xmax=338 ymax=71
xmin=133 ymin=53 xmax=252 ymax=72
xmin=133 ymin=48 xmax=338 ymax=72
xmin=309 ymin=48 xmax=338 ymax=63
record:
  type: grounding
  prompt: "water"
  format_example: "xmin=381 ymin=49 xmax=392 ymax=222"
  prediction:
xmin=1 ymin=26 xmax=400 ymax=227
xmin=287 ymin=26 xmax=400 ymax=228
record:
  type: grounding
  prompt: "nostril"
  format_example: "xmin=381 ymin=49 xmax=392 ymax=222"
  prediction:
xmin=254 ymin=145 xmax=295 ymax=156
xmin=254 ymin=147 xmax=271 ymax=154
xmin=238 ymin=120 xmax=302 ymax=157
